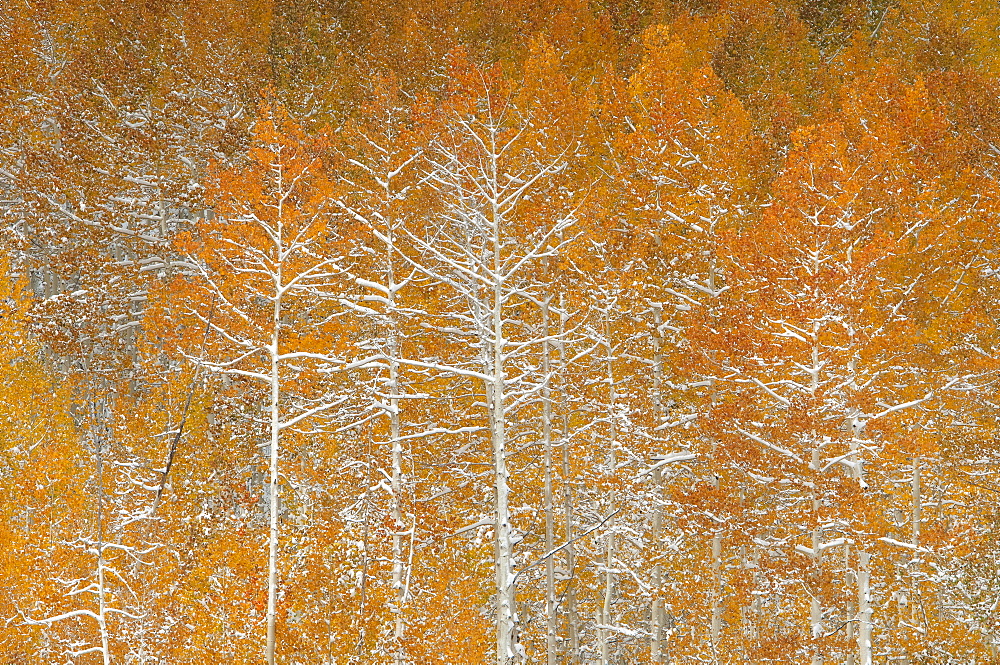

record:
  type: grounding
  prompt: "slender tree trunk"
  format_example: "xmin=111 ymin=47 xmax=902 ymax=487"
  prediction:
xmin=389 ymin=346 xmax=406 ymax=662
xmin=811 ymin=519 xmax=822 ymax=665
xmin=265 ymin=168 xmax=284 ymax=665
xmin=95 ymin=418 xmax=111 ymax=665
xmin=600 ymin=529 xmax=615 ymax=664
xmin=542 ymin=297 xmax=557 ymax=665
xmin=266 ymin=288 xmax=281 ymax=665
xmin=97 ymin=550 xmax=110 ymax=665
xmin=559 ymin=296 xmax=579 ymax=661
xmin=599 ymin=315 xmax=617 ymax=665
xmin=808 ymin=300 xmax=823 ymax=665
xmin=811 ymin=448 xmax=823 ymax=664
xmin=907 ymin=456 xmax=921 ymax=655
xmin=493 ymin=318 xmax=514 ymax=665
xmin=650 ymin=468 xmax=664 ymax=664
xmin=385 ymin=222 xmax=407 ymax=664
xmin=651 ymin=304 xmax=665 ymax=664
xmin=857 ymin=551 xmax=872 ymax=665
xmin=911 ymin=457 xmax=921 ymax=548
xmin=845 ymin=540 xmax=856 ymax=665
xmin=710 ymin=533 xmax=722 ymax=658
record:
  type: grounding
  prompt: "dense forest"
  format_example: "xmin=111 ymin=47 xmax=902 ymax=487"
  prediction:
xmin=3 ymin=1 xmax=1000 ymax=663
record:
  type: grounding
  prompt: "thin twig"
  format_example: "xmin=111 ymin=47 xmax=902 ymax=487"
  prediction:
xmin=149 ymin=296 xmax=215 ymax=517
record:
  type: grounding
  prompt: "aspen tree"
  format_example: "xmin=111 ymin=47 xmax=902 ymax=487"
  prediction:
xmin=401 ymin=48 xmax=584 ymax=663
xmin=332 ymin=74 xmax=437 ymax=662
xmin=604 ymin=17 xmax=759 ymax=660
xmin=542 ymin=295 xmax=558 ymax=665
xmin=175 ymin=98 xmax=372 ymax=664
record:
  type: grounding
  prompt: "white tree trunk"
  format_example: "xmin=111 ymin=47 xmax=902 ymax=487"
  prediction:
xmin=265 ymin=274 xmax=281 ymax=665
xmin=599 ymin=315 xmax=617 ymax=665
xmin=857 ymin=551 xmax=872 ymax=665
xmin=710 ymin=533 xmax=722 ymax=656
xmin=811 ymin=467 xmax=823 ymax=664
xmin=96 ymin=430 xmax=111 ymax=665
xmin=650 ymin=477 xmax=664 ymax=664
xmin=559 ymin=298 xmax=580 ymax=661
xmin=389 ymin=347 xmax=406 ymax=662
xmin=265 ymin=165 xmax=284 ymax=665
xmin=491 ymin=163 xmax=516 ymax=665
xmin=600 ymin=527 xmax=615 ymax=664
xmin=492 ymin=335 xmax=515 ymax=665
xmin=417 ymin=103 xmax=577 ymax=663
xmin=542 ymin=297 xmax=557 ymax=665
xmin=651 ymin=304 xmax=665 ymax=663
xmin=911 ymin=457 xmax=921 ymax=548
xmin=97 ymin=555 xmax=111 ymax=665
xmin=906 ymin=456 xmax=921 ymax=656
xmin=846 ymin=540 xmax=856 ymax=664
xmin=385 ymin=223 xmax=407 ymax=664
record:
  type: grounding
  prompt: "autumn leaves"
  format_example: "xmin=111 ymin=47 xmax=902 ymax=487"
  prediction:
xmin=5 ymin=1 xmax=1000 ymax=662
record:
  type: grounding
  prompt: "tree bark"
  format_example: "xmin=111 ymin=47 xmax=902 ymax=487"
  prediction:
xmin=265 ymin=165 xmax=284 ymax=665
xmin=651 ymin=304 xmax=665 ymax=663
xmin=857 ymin=551 xmax=872 ymax=665
xmin=599 ymin=315 xmax=617 ymax=665
xmin=559 ymin=296 xmax=579 ymax=661
xmin=490 ymin=137 xmax=516 ymax=665
xmin=542 ymin=297 xmax=557 ymax=665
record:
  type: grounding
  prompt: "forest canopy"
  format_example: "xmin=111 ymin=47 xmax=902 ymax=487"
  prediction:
xmin=3 ymin=1 xmax=1000 ymax=663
